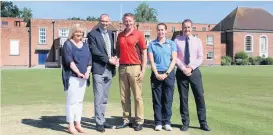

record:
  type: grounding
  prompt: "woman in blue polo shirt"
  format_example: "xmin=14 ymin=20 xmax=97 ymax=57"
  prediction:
xmin=62 ymin=24 xmax=92 ymax=134
xmin=148 ymin=23 xmax=177 ymax=131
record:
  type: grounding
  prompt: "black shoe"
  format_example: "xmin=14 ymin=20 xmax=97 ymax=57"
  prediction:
xmin=96 ymin=125 xmax=105 ymax=133
xmin=200 ymin=124 xmax=211 ymax=131
xmin=180 ymin=125 xmax=189 ymax=131
xmin=116 ymin=122 xmax=132 ymax=129
xmin=134 ymin=124 xmax=143 ymax=131
xmin=103 ymin=122 xmax=113 ymax=129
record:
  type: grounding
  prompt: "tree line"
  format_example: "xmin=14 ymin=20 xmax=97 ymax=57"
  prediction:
xmin=1 ymin=2 xmax=158 ymax=23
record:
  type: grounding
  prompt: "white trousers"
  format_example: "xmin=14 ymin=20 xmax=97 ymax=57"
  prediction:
xmin=65 ymin=76 xmax=87 ymax=123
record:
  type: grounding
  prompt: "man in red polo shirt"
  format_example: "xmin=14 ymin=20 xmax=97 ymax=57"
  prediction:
xmin=115 ymin=13 xmax=147 ymax=131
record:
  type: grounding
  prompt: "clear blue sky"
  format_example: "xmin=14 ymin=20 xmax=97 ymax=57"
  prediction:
xmin=13 ymin=1 xmax=273 ymax=24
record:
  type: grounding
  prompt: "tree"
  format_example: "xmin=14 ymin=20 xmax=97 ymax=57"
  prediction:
xmin=67 ymin=17 xmax=84 ymax=20
xmin=86 ymin=16 xmax=99 ymax=21
xmin=20 ymin=7 xmax=32 ymax=22
xmin=1 ymin=1 xmax=21 ymax=17
xmin=134 ymin=2 xmax=158 ymax=22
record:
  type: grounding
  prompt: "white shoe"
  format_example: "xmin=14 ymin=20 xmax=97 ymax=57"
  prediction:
xmin=155 ymin=125 xmax=162 ymax=131
xmin=164 ymin=124 xmax=172 ymax=131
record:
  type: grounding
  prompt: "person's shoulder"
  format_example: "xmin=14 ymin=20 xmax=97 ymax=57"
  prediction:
xmin=174 ymin=35 xmax=184 ymax=42
xmin=166 ymin=39 xmax=175 ymax=44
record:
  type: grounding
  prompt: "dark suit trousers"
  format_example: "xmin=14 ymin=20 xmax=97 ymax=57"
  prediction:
xmin=176 ymin=68 xmax=207 ymax=126
xmin=151 ymin=70 xmax=175 ymax=125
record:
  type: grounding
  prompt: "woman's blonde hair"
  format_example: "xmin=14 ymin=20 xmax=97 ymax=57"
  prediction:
xmin=68 ymin=23 xmax=84 ymax=41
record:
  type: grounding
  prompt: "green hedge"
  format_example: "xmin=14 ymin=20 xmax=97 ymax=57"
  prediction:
xmin=221 ymin=56 xmax=232 ymax=66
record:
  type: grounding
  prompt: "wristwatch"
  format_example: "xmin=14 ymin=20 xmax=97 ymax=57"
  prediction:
xmin=165 ymin=71 xmax=169 ymax=76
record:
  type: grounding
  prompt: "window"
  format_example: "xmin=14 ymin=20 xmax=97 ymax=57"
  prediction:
xmin=206 ymin=35 xmax=214 ymax=45
xmin=202 ymin=27 xmax=206 ymax=31
xmin=10 ymin=40 xmax=19 ymax=56
xmin=60 ymin=37 xmax=67 ymax=47
xmin=59 ymin=28 xmax=69 ymax=37
xmin=2 ymin=21 xmax=8 ymax=25
xmin=171 ymin=26 xmax=176 ymax=32
xmin=260 ymin=36 xmax=267 ymax=53
xmin=207 ymin=51 xmax=214 ymax=60
xmin=144 ymin=31 xmax=151 ymax=40
xmin=244 ymin=35 xmax=253 ymax=52
xmin=192 ymin=27 xmax=196 ymax=31
xmin=39 ymin=28 xmax=46 ymax=44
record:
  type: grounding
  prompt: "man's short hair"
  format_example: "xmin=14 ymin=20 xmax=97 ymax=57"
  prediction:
xmin=157 ymin=23 xmax=167 ymax=30
xmin=122 ymin=13 xmax=135 ymax=20
xmin=182 ymin=19 xmax=193 ymax=27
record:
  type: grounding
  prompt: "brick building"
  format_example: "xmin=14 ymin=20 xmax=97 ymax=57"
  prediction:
xmin=1 ymin=7 xmax=272 ymax=67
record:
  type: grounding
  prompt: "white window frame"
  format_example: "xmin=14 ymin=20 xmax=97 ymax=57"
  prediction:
xmin=244 ymin=34 xmax=253 ymax=52
xmin=144 ymin=30 xmax=151 ymax=40
xmin=193 ymin=34 xmax=198 ymax=37
xmin=202 ymin=27 xmax=206 ymax=31
xmin=58 ymin=28 xmax=69 ymax=38
xmin=10 ymin=40 xmax=20 ymax=56
xmin=39 ymin=27 xmax=46 ymax=44
xmin=206 ymin=35 xmax=214 ymax=45
xmin=192 ymin=27 xmax=196 ymax=31
xmin=207 ymin=51 xmax=214 ymax=60
xmin=259 ymin=35 xmax=268 ymax=58
xmin=171 ymin=26 xmax=176 ymax=32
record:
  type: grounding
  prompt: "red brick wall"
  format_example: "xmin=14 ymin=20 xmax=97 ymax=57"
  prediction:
xmin=1 ymin=18 xmax=29 ymax=66
xmin=196 ymin=31 xmax=225 ymax=65
xmin=233 ymin=32 xmax=273 ymax=58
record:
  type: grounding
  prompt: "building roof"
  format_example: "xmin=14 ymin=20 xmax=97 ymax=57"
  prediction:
xmin=211 ymin=7 xmax=273 ymax=31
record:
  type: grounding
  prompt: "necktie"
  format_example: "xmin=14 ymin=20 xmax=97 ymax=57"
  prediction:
xmin=103 ymin=32 xmax=111 ymax=57
xmin=184 ymin=37 xmax=190 ymax=65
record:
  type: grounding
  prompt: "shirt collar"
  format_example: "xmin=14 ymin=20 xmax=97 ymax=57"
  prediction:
xmin=120 ymin=28 xmax=137 ymax=36
xmin=99 ymin=26 xmax=107 ymax=34
xmin=153 ymin=38 xmax=170 ymax=45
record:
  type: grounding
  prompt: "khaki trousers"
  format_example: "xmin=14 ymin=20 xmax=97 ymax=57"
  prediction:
xmin=119 ymin=65 xmax=144 ymax=124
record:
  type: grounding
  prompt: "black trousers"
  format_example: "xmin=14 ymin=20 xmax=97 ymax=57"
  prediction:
xmin=176 ymin=68 xmax=207 ymax=126
xmin=151 ymin=70 xmax=175 ymax=125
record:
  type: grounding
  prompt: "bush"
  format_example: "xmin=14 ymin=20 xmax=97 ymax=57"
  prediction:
xmin=235 ymin=59 xmax=249 ymax=65
xmin=261 ymin=57 xmax=273 ymax=65
xmin=249 ymin=56 xmax=263 ymax=65
xmin=221 ymin=56 xmax=232 ymax=66
xmin=235 ymin=52 xmax=249 ymax=65
xmin=235 ymin=51 xmax=248 ymax=60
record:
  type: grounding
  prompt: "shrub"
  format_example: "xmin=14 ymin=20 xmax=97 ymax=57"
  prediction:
xmin=235 ymin=52 xmax=249 ymax=65
xmin=235 ymin=51 xmax=248 ymax=60
xmin=249 ymin=56 xmax=263 ymax=65
xmin=261 ymin=57 xmax=273 ymax=65
xmin=235 ymin=59 xmax=249 ymax=65
xmin=221 ymin=56 xmax=232 ymax=66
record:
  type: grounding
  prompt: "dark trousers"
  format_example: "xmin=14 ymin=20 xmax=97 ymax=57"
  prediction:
xmin=151 ymin=70 xmax=175 ymax=125
xmin=176 ymin=68 xmax=207 ymax=126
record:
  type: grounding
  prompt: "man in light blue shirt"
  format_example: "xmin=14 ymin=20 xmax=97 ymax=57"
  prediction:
xmin=148 ymin=23 xmax=177 ymax=131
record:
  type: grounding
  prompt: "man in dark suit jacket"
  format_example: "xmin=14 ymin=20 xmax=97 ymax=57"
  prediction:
xmin=87 ymin=14 xmax=118 ymax=133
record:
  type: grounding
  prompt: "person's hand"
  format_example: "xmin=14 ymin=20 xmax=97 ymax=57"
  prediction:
xmin=137 ymin=71 xmax=145 ymax=82
xmin=183 ymin=67 xmax=192 ymax=76
xmin=84 ymin=72 xmax=90 ymax=79
xmin=113 ymin=56 xmax=119 ymax=65
xmin=109 ymin=57 xmax=117 ymax=65
xmin=161 ymin=73 xmax=168 ymax=80
xmin=77 ymin=72 xmax=85 ymax=79
xmin=155 ymin=74 xmax=164 ymax=81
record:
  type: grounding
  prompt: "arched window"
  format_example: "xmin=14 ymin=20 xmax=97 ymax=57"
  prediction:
xmin=260 ymin=36 xmax=267 ymax=53
xmin=244 ymin=35 xmax=253 ymax=52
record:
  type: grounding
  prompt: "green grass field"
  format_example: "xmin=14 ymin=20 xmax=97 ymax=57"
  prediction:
xmin=2 ymin=66 xmax=273 ymax=135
